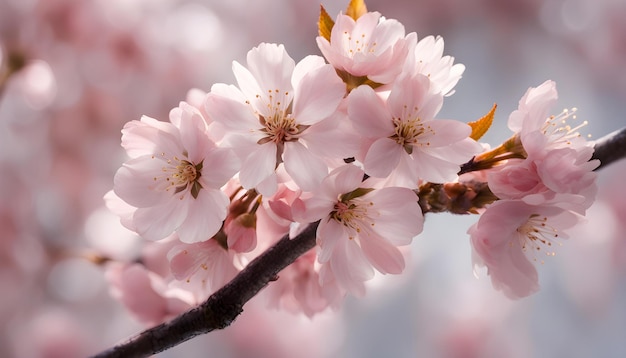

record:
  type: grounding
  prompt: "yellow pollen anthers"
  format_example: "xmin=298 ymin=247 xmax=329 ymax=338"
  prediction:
xmin=390 ymin=110 xmax=434 ymax=155
xmin=330 ymin=187 xmax=376 ymax=239
xmin=515 ymin=214 xmax=562 ymax=264
xmin=543 ymin=107 xmax=588 ymax=146
xmin=152 ymin=152 xmax=204 ymax=199
xmin=255 ymin=88 xmax=309 ymax=145
xmin=343 ymin=31 xmax=377 ymax=55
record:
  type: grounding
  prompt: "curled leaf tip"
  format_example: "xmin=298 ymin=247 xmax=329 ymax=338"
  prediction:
xmin=468 ymin=103 xmax=497 ymax=141
xmin=346 ymin=0 xmax=368 ymax=20
xmin=318 ymin=5 xmax=334 ymax=41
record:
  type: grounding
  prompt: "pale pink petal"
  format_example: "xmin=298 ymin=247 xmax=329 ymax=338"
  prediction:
xmin=363 ymin=137 xmax=402 ymax=178
xmin=232 ymin=61 xmax=267 ymax=116
xmin=238 ymin=143 xmax=277 ymax=190
xmin=316 ymin=36 xmax=346 ymax=73
xmin=296 ymin=195 xmax=334 ymax=223
xmin=113 ymin=157 xmax=170 ymax=208
xmin=292 ymin=64 xmax=345 ymax=125
xmin=291 ymin=55 xmax=326 ymax=90
xmin=488 ymin=242 xmax=541 ymax=299
xmin=386 ymin=73 xmax=431 ymax=119
xmin=348 ymin=85 xmax=394 ymax=137
xmin=175 ymin=103 xmax=211 ymax=164
xmin=300 ymin=114 xmax=360 ymax=159
xmin=367 ymin=188 xmax=423 ymax=245
xmin=204 ymin=92 xmax=259 ymax=130
xmin=176 ymin=189 xmax=229 ymax=244
xmin=197 ymin=147 xmax=240 ymax=188
xmin=106 ymin=263 xmax=170 ymax=325
xmin=316 ymin=219 xmax=343 ymax=263
xmin=168 ymin=244 xmax=210 ymax=281
xmin=418 ymin=119 xmax=471 ymax=147
xmin=243 ymin=43 xmax=294 ymax=96
xmin=368 ymin=18 xmax=406 ymax=52
xmin=255 ymin=173 xmax=279 ymax=197
xmin=410 ymin=150 xmax=462 ymax=183
xmin=359 ymin=231 xmax=405 ymax=274
xmin=132 ymin=199 xmax=188 ymax=241
xmin=104 ymin=190 xmax=137 ymax=231
xmin=283 ymin=141 xmax=328 ymax=191
xmin=329 ymin=164 xmax=365 ymax=195
xmin=121 ymin=117 xmax=181 ymax=158
xmin=330 ymin=238 xmax=374 ymax=296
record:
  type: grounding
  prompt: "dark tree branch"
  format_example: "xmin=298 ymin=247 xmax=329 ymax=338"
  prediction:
xmin=91 ymin=126 xmax=626 ymax=358
xmin=92 ymin=221 xmax=319 ymax=358
xmin=592 ymin=127 xmax=626 ymax=170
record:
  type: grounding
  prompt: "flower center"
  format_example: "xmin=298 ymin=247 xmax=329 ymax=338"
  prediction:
xmin=259 ymin=114 xmax=301 ymax=143
xmin=330 ymin=197 xmax=375 ymax=240
xmin=390 ymin=110 xmax=434 ymax=154
xmin=516 ymin=214 xmax=561 ymax=264
xmin=251 ymin=89 xmax=309 ymax=145
xmin=342 ymin=31 xmax=377 ymax=57
xmin=152 ymin=152 xmax=203 ymax=198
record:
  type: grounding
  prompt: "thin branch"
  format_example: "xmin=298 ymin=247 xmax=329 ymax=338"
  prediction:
xmin=92 ymin=221 xmax=319 ymax=358
xmin=91 ymin=126 xmax=626 ymax=358
xmin=592 ymin=127 xmax=626 ymax=170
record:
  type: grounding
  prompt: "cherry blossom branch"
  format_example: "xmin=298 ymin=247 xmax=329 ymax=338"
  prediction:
xmin=92 ymin=221 xmax=319 ymax=358
xmin=591 ymin=127 xmax=626 ymax=170
xmin=92 ymin=127 xmax=625 ymax=358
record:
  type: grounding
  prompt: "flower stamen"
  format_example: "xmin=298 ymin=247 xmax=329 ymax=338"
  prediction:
xmin=151 ymin=153 xmax=203 ymax=198
xmin=543 ymin=107 xmax=588 ymax=146
xmin=516 ymin=214 xmax=562 ymax=264
xmin=389 ymin=106 xmax=434 ymax=154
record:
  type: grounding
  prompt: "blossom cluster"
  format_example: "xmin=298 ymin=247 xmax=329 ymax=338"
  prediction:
xmin=106 ymin=0 xmax=598 ymax=322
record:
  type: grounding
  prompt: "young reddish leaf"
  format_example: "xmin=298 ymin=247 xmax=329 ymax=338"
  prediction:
xmin=346 ymin=0 xmax=368 ymax=20
xmin=468 ymin=103 xmax=497 ymax=141
xmin=318 ymin=5 xmax=335 ymax=42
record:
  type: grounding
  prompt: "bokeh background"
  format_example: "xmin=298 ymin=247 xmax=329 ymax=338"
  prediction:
xmin=1 ymin=0 xmax=625 ymax=357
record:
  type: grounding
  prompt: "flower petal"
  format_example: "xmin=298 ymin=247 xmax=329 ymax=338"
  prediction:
xmin=292 ymin=64 xmax=345 ymax=125
xmin=359 ymin=231 xmax=405 ymax=274
xmin=348 ymin=85 xmax=394 ymax=138
xmin=176 ymin=189 xmax=229 ymax=243
xmin=363 ymin=137 xmax=402 ymax=178
xmin=238 ymin=143 xmax=277 ymax=190
xmin=283 ymin=141 xmax=328 ymax=192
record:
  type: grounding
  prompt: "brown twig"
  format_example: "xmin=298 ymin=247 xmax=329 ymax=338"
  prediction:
xmin=591 ymin=127 xmax=626 ymax=170
xmin=92 ymin=221 xmax=319 ymax=358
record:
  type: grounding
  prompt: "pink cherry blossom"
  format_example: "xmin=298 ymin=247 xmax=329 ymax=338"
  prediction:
xmin=167 ymin=237 xmax=240 ymax=299
xmin=105 ymin=262 xmax=192 ymax=326
xmin=348 ymin=72 xmax=481 ymax=185
xmin=113 ymin=101 xmax=240 ymax=243
xmin=487 ymin=80 xmax=598 ymax=214
xmin=508 ymin=80 xmax=595 ymax=159
xmin=224 ymin=212 xmax=258 ymax=253
xmin=265 ymin=248 xmax=344 ymax=318
xmin=316 ymin=11 xmax=415 ymax=85
xmin=488 ymin=148 xmax=598 ymax=214
xmin=404 ymin=35 xmax=465 ymax=96
xmin=297 ymin=164 xmax=424 ymax=296
xmin=468 ymin=200 xmax=582 ymax=299
xmin=204 ymin=43 xmax=351 ymax=195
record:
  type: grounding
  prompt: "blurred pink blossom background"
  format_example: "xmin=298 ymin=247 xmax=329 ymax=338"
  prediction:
xmin=1 ymin=0 xmax=625 ymax=357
